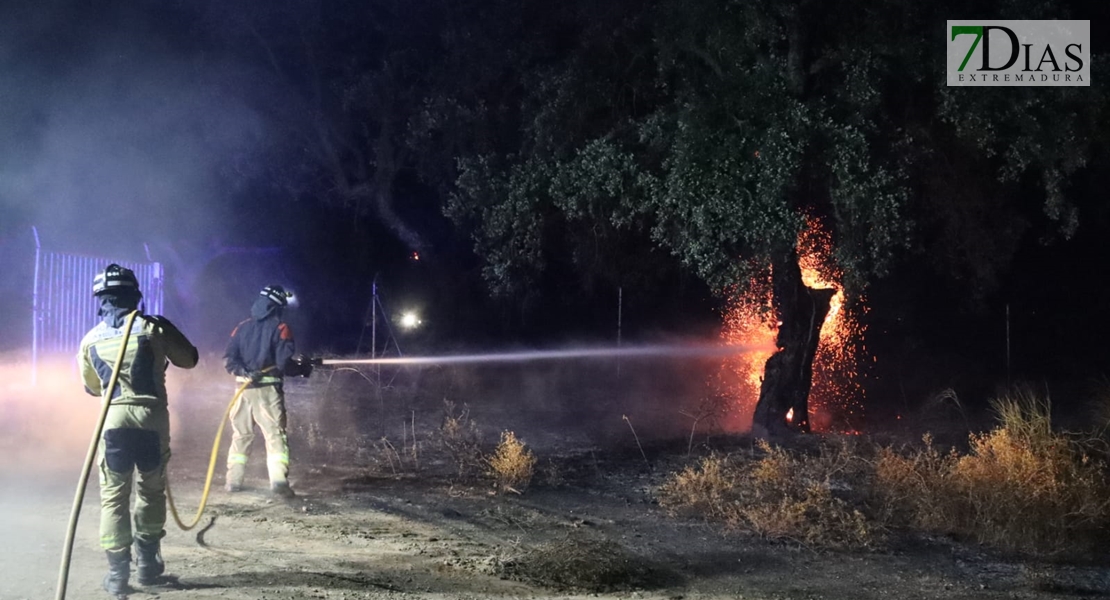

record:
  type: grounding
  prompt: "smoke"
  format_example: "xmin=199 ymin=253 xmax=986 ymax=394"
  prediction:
xmin=0 ymin=1 xmax=277 ymax=350
xmin=0 ymin=354 xmax=101 ymax=476
xmin=0 ymin=350 xmax=234 ymax=478
xmin=0 ymin=351 xmax=221 ymax=600
xmin=1 ymin=5 xmax=266 ymax=243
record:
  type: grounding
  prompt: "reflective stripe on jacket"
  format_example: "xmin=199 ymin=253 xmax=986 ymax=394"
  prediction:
xmin=78 ymin=314 xmax=199 ymax=405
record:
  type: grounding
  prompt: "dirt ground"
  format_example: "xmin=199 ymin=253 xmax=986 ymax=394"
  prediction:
xmin=3 ymin=357 xmax=1109 ymax=600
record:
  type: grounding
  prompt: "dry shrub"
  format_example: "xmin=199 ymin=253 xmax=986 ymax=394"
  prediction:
xmin=659 ymin=439 xmax=875 ymax=549
xmin=952 ymin=391 xmax=1110 ymax=555
xmin=371 ymin=436 xmax=405 ymax=475
xmin=658 ymin=453 xmax=739 ymax=523
xmin=875 ymin=389 xmax=1110 ymax=557
xmin=488 ymin=430 xmax=537 ymax=493
xmin=659 ymin=388 xmax=1110 ymax=558
xmin=438 ymin=400 xmax=484 ymax=478
xmin=873 ymin=434 xmax=959 ymax=530
xmin=369 ymin=425 xmax=421 ymax=475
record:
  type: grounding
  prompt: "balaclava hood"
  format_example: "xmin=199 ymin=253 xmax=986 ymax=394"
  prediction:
xmin=251 ymin=296 xmax=282 ymax=321
xmin=99 ymin=292 xmax=141 ymax=328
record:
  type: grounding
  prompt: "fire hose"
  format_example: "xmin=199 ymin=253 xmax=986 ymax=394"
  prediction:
xmin=56 ymin=310 xmax=139 ymax=600
xmin=162 ymin=359 xmax=301 ymax=532
xmin=55 ymin=314 xmax=275 ymax=600
xmin=164 ymin=368 xmax=273 ymax=532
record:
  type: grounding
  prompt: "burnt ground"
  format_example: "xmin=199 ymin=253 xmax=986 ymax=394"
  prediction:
xmin=3 ymin=356 xmax=1110 ymax=600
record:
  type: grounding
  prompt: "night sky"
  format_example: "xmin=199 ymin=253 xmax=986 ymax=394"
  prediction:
xmin=1 ymin=0 xmax=1107 ymax=422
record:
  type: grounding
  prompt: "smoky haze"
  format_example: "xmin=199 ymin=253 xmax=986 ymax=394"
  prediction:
xmin=0 ymin=1 xmax=277 ymax=351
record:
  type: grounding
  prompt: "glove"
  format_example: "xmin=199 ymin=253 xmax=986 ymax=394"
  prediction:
xmin=247 ymin=370 xmax=265 ymax=384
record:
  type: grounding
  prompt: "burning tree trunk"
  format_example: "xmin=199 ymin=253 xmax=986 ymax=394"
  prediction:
xmin=751 ymin=246 xmax=835 ymax=437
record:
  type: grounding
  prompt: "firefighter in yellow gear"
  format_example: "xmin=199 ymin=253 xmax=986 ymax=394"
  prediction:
xmin=78 ymin=264 xmax=198 ymax=596
xmin=223 ymin=284 xmax=309 ymax=498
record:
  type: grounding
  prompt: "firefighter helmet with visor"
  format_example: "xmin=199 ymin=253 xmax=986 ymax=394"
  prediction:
xmin=260 ymin=284 xmax=292 ymax=307
xmin=93 ymin=264 xmax=141 ymax=297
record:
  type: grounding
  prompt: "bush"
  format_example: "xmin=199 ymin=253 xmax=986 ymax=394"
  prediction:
xmin=873 ymin=434 xmax=959 ymax=531
xmin=658 ymin=453 xmax=743 ymax=524
xmin=659 ymin=440 xmax=876 ymax=549
xmin=875 ymin=389 xmax=1110 ymax=558
xmin=662 ymin=388 xmax=1110 ymax=558
xmin=488 ymin=430 xmax=537 ymax=493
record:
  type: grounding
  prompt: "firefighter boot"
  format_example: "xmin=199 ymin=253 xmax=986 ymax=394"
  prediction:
xmin=134 ymin=537 xmax=164 ymax=585
xmin=102 ymin=547 xmax=130 ymax=597
xmin=271 ymin=481 xmax=296 ymax=499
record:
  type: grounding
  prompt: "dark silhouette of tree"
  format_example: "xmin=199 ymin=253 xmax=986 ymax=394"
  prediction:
xmin=198 ymin=0 xmax=458 ymax=255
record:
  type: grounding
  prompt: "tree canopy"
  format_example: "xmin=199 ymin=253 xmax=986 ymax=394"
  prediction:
xmin=444 ymin=0 xmax=1105 ymax=305
xmin=183 ymin=0 xmax=1105 ymax=366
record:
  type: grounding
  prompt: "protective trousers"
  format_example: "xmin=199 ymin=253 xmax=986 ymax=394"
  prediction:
xmin=98 ymin=404 xmax=170 ymax=551
xmin=226 ymin=384 xmax=290 ymax=488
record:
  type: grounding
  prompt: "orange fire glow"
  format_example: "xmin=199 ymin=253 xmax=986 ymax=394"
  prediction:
xmin=718 ymin=217 xmax=866 ymax=432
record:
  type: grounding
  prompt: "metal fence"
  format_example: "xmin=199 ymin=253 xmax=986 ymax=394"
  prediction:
xmin=31 ymin=227 xmax=164 ymax=382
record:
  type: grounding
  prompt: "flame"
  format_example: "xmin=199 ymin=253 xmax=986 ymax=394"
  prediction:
xmin=718 ymin=217 xmax=866 ymax=432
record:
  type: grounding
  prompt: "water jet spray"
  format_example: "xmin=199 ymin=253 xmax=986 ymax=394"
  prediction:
xmin=318 ymin=342 xmax=772 ymax=367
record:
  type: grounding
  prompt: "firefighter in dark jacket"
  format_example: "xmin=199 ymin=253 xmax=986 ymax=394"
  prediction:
xmin=223 ymin=284 xmax=301 ymax=498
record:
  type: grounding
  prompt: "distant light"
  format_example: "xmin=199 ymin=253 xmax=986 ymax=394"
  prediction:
xmin=411 ymin=252 xmax=420 ymax=261
xmin=400 ymin=312 xmax=421 ymax=329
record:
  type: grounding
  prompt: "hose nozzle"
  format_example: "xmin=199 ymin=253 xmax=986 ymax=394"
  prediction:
xmin=287 ymin=354 xmax=320 ymax=378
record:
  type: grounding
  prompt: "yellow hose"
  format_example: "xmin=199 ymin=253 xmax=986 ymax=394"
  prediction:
xmin=165 ymin=377 xmax=253 ymax=530
xmin=57 ymin=320 xmax=273 ymax=598
xmin=55 ymin=310 xmax=139 ymax=600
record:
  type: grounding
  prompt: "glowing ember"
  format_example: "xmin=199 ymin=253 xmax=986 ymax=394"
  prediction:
xmin=718 ymin=217 xmax=866 ymax=432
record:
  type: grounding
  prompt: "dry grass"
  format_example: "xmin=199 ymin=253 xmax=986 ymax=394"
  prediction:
xmin=488 ymin=430 xmax=538 ymax=493
xmin=872 ymin=434 xmax=958 ymax=531
xmin=372 ymin=436 xmax=405 ymax=475
xmin=438 ymin=400 xmax=485 ymax=479
xmin=366 ymin=419 xmax=422 ymax=475
xmin=659 ymin=439 xmax=876 ymax=549
xmin=658 ymin=452 xmax=738 ymax=523
xmin=874 ymin=388 xmax=1110 ymax=558
xmin=661 ymin=388 xmax=1110 ymax=558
